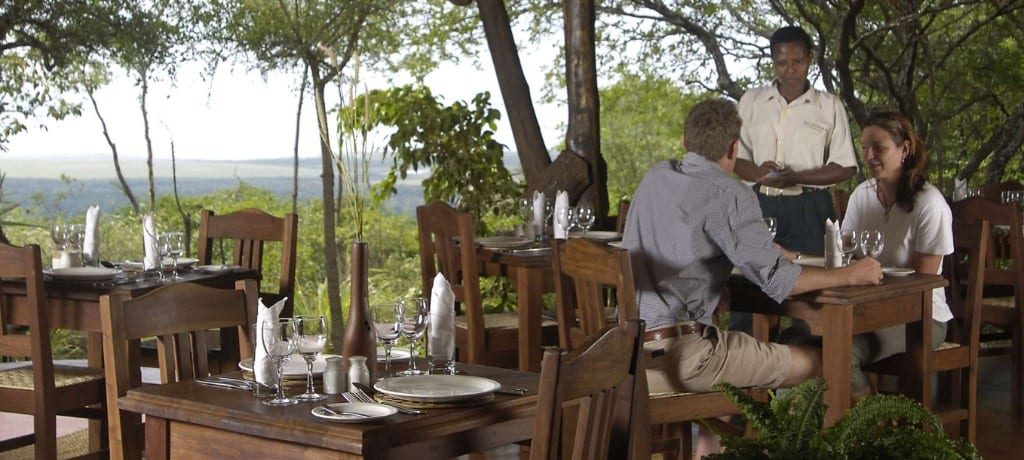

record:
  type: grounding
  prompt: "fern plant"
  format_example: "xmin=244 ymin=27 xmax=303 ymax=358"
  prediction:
xmin=706 ymin=378 xmax=980 ymax=460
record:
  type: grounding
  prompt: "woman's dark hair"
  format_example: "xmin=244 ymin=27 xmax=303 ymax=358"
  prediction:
xmin=863 ymin=111 xmax=928 ymax=213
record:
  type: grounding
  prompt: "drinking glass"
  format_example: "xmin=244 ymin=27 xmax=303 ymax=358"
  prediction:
xmin=543 ymin=199 xmax=555 ymax=236
xmin=160 ymin=231 xmax=185 ymax=280
xmin=840 ymin=229 xmax=859 ymax=266
xmin=65 ymin=224 xmax=85 ymax=266
xmin=292 ymin=315 xmax=327 ymax=401
xmin=763 ymin=217 xmax=778 ymax=240
xmin=155 ymin=233 xmax=171 ymax=283
xmin=50 ymin=223 xmax=68 ymax=251
xmin=574 ymin=205 xmax=596 ymax=236
xmin=859 ymin=230 xmax=885 ymax=258
xmin=518 ymin=197 xmax=534 ymax=225
xmin=261 ymin=319 xmax=298 ymax=406
xmin=555 ymin=206 xmax=574 ymax=236
xmin=398 ymin=298 xmax=429 ymax=376
xmin=370 ymin=302 xmax=402 ymax=379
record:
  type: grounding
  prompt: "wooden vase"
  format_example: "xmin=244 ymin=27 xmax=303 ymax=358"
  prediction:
xmin=341 ymin=241 xmax=377 ymax=381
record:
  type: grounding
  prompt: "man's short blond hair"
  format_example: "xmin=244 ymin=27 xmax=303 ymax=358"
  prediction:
xmin=683 ymin=99 xmax=742 ymax=162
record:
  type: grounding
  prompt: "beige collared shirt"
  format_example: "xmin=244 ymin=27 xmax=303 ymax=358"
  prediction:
xmin=737 ymin=83 xmax=857 ymax=194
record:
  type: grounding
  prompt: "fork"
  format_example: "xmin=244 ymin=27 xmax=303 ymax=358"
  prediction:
xmin=317 ymin=404 xmax=370 ymax=418
xmin=344 ymin=389 xmax=424 ymax=415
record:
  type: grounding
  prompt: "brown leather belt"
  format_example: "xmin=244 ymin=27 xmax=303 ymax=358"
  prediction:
xmin=643 ymin=322 xmax=704 ymax=342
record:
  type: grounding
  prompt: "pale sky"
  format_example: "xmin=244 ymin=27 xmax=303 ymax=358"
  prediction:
xmin=4 ymin=43 xmax=566 ymax=162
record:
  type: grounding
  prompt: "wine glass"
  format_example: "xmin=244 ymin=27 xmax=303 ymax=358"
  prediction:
xmin=50 ymin=223 xmax=68 ymax=251
xmin=574 ymin=205 xmax=596 ymax=236
xmin=859 ymin=230 xmax=885 ymax=258
xmin=370 ymin=302 xmax=402 ymax=379
xmin=763 ymin=217 xmax=778 ymax=240
xmin=261 ymin=319 xmax=299 ymax=406
xmin=397 ymin=297 xmax=429 ymax=376
xmin=160 ymin=231 xmax=185 ymax=280
xmin=840 ymin=229 xmax=859 ymax=266
xmin=519 ymin=197 xmax=534 ymax=225
xmin=155 ymin=233 xmax=171 ymax=282
xmin=543 ymin=199 xmax=555 ymax=237
xmin=292 ymin=315 xmax=327 ymax=401
xmin=556 ymin=205 xmax=574 ymax=237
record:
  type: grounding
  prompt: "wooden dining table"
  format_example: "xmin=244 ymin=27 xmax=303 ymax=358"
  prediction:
xmin=1 ymin=267 xmax=260 ymax=449
xmin=119 ymin=364 xmax=539 ymax=460
xmin=728 ymin=273 xmax=947 ymax=426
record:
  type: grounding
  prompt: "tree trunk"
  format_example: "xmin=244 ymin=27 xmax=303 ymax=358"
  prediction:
xmin=293 ymin=67 xmax=308 ymax=214
xmin=311 ymin=66 xmax=344 ymax=352
xmin=88 ymin=88 xmax=140 ymax=215
xmin=140 ymin=71 xmax=156 ymax=212
xmin=563 ymin=0 xmax=607 ymax=217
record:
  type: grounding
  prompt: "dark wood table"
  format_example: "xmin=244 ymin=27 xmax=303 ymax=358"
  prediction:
xmin=477 ymin=247 xmax=555 ymax=372
xmin=729 ymin=273 xmax=947 ymax=426
xmin=1 ymin=268 xmax=260 ymax=449
xmin=119 ymin=364 xmax=539 ymax=460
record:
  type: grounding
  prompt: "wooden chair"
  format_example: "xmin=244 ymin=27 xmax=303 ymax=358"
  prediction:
xmin=865 ymin=201 xmax=989 ymax=443
xmin=551 ymin=238 xmax=746 ymax=460
xmin=614 ymin=199 xmax=631 ymax=234
xmin=100 ymin=280 xmax=256 ymax=460
xmin=980 ymin=180 xmax=1024 ymax=203
xmin=197 ymin=208 xmax=298 ymax=320
xmin=530 ymin=320 xmax=647 ymax=460
xmin=416 ymin=201 xmax=557 ymax=369
xmin=0 ymin=243 xmax=107 ymax=459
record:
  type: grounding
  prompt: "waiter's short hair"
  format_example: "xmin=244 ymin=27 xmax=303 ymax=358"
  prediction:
xmin=770 ymin=26 xmax=813 ymax=56
xmin=683 ymin=99 xmax=741 ymax=162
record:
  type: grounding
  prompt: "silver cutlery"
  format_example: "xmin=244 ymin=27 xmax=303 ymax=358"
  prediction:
xmin=349 ymin=383 xmax=424 ymax=415
xmin=317 ymin=405 xmax=370 ymax=418
xmin=195 ymin=379 xmax=251 ymax=391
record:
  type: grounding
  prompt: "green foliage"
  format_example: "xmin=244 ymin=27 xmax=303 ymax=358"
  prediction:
xmin=707 ymin=378 xmax=980 ymax=460
xmin=339 ymin=85 xmax=520 ymax=223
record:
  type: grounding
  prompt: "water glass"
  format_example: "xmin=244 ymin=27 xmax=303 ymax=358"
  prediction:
xmin=248 ymin=324 xmax=272 ymax=398
xmin=261 ymin=319 xmax=298 ymax=406
xmin=859 ymin=230 xmax=885 ymax=259
xmin=840 ymin=229 xmax=859 ymax=266
xmin=555 ymin=206 xmax=575 ymax=236
xmin=397 ymin=298 xmax=429 ymax=376
xmin=574 ymin=205 xmax=596 ymax=235
xmin=292 ymin=315 xmax=327 ymax=401
xmin=763 ymin=217 xmax=778 ymax=240
xmin=370 ymin=302 xmax=402 ymax=379
xmin=159 ymin=232 xmax=185 ymax=281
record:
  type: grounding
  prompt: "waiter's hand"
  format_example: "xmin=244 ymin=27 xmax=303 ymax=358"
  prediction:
xmin=756 ymin=161 xmax=794 ymax=188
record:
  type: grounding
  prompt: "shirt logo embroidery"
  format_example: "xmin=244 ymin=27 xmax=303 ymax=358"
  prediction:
xmin=802 ymin=121 xmax=827 ymax=133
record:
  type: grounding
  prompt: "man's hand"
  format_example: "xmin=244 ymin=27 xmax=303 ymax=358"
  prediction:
xmin=844 ymin=257 xmax=883 ymax=286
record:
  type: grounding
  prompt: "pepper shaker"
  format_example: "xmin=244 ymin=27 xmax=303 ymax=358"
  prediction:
xmin=347 ymin=356 xmax=370 ymax=393
xmin=323 ymin=356 xmax=346 ymax=395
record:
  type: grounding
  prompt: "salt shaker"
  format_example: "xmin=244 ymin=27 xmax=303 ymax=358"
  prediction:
xmin=347 ymin=356 xmax=370 ymax=393
xmin=323 ymin=356 xmax=346 ymax=395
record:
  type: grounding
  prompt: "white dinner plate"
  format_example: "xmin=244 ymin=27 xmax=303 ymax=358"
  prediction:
xmin=46 ymin=267 xmax=121 ymax=281
xmin=162 ymin=257 xmax=198 ymax=267
xmin=374 ymin=375 xmax=501 ymax=402
xmin=476 ymin=236 xmax=533 ymax=249
xmin=794 ymin=256 xmax=826 ymax=267
xmin=194 ymin=264 xmax=239 ymax=273
xmin=377 ymin=347 xmax=411 ymax=363
xmin=607 ymin=241 xmax=624 ymax=249
xmin=568 ymin=230 xmax=622 ymax=242
xmin=239 ymin=354 xmax=337 ymax=377
xmin=311 ymin=402 xmax=397 ymax=423
xmin=883 ymin=267 xmax=915 ymax=277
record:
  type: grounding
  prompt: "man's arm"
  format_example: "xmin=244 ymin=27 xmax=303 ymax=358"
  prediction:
xmin=790 ymin=257 xmax=882 ymax=295
xmin=758 ymin=162 xmax=856 ymax=188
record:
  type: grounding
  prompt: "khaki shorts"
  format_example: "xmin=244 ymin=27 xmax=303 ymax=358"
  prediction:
xmin=645 ymin=325 xmax=792 ymax=395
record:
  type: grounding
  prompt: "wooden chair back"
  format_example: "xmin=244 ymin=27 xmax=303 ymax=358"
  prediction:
xmin=100 ymin=280 xmax=256 ymax=460
xmin=615 ymin=199 xmax=631 ymax=233
xmin=415 ymin=201 xmax=486 ymax=361
xmin=530 ymin=320 xmax=646 ymax=460
xmin=197 ymin=208 xmax=297 ymax=319
xmin=552 ymin=238 xmax=636 ymax=350
xmin=980 ymin=180 xmax=1024 ymax=203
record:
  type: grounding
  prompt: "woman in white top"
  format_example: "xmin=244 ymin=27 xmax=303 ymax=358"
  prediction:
xmin=841 ymin=111 xmax=953 ymax=395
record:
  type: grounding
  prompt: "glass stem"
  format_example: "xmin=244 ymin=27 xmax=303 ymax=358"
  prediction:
xmin=276 ymin=360 xmax=286 ymax=400
xmin=408 ymin=340 xmax=417 ymax=372
xmin=384 ymin=344 xmax=392 ymax=378
xmin=306 ymin=359 xmax=315 ymax=394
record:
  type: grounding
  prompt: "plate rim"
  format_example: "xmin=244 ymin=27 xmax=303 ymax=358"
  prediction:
xmin=882 ymin=267 xmax=915 ymax=276
xmin=46 ymin=267 xmax=121 ymax=280
xmin=475 ymin=235 xmax=533 ymax=248
xmin=311 ymin=402 xmax=397 ymax=422
xmin=568 ymin=230 xmax=622 ymax=241
xmin=373 ymin=374 xmax=501 ymax=402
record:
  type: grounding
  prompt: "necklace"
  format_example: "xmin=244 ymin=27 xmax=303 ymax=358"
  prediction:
xmin=875 ymin=185 xmax=896 ymax=223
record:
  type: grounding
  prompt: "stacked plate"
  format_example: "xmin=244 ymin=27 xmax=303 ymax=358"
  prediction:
xmin=568 ymin=230 xmax=622 ymax=242
xmin=476 ymin=236 xmax=533 ymax=249
xmin=45 ymin=267 xmax=121 ymax=281
xmin=373 ymin=375 xmax=501 ymax=403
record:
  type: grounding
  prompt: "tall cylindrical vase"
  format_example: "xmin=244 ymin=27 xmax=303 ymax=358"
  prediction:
xmin=341 ymin=241 xmax=377 ymax=382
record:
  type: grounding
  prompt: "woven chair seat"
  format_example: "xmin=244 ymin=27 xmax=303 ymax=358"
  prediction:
xmin=983 ymin=296 xmax=1015 ymax=308
xmin=0 ymin=364 xmax=103 ymax=390
xmin=455 ymin=312 xmax=557 ymax=330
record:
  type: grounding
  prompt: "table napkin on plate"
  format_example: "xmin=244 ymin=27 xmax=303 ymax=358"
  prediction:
xmin=952 ymin=178 xmax=967 ymax=202
xmin=532 ymin=190 xmax=546 ymax=232
xmin=824 ymin=218 xmax=843 ymax=268
xmin=428 ymin=273 xmax=455 ymax=365
xmin=84 ymin=205 xmax=100 ymax=263
xmin=142 ymin=213 xmax=159 ymax=270
xmin=254 ymin=296 xmax=288 ymax=386
xmin=553 ymin=190 xmax=569 ymax=239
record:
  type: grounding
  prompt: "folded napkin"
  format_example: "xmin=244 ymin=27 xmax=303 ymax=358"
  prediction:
xmin=84 ymin=205 xmax=100 ymax=263
xmin=428 ymin=273 xmax=455 ymax=367
xmin=952 ymin=178 xmax=967 ymax=202
xmin=532 ymin=190 xmax=546 ymax=231
xmin=824 ymin=218 xmax=843 ymax=268
xmin=553 ymin=190 xmax=570 ymax=239
xmin=254 ymin=296 xmax=289 ymax=386
xmin=142 ymin=214 xmax=159 ymax=270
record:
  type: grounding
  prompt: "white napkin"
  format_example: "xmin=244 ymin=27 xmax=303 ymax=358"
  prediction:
xmin=952 ymin=178 xmax=967 ymax=202
xmin=428 ymin=273 xmax=455 ymax=366
xmin=553 ymin=190 xmax=570 ymax=239
xmin=142 ymin=214 xmax=159 ymax=270
xmin=254 ymin=296 xmax=289 ymax=386
xmin=84 ymin=205 xmax=100 ymax=263
xmin=824 ymin=218 xmax=843 ymax=268
xmin=532 ymin=190 xmax=546 ymax=230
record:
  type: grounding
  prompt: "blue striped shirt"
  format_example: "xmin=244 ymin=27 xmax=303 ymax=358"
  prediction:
xmin=622 ymin=154 xmax=801 ymax=328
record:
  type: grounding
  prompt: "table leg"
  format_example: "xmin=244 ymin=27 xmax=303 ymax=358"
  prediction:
xmin=86 ymin=332 xmax=107 ymax=452
xmin=822 ymin=305 xmax=852 ymax=426
xmin=903 ymin=291 xmax=933 ymax=407
xmin=145 ymin=416 xmax=170 ymax=460
xmin=515 ymin=266 xmax=543 ymax=373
